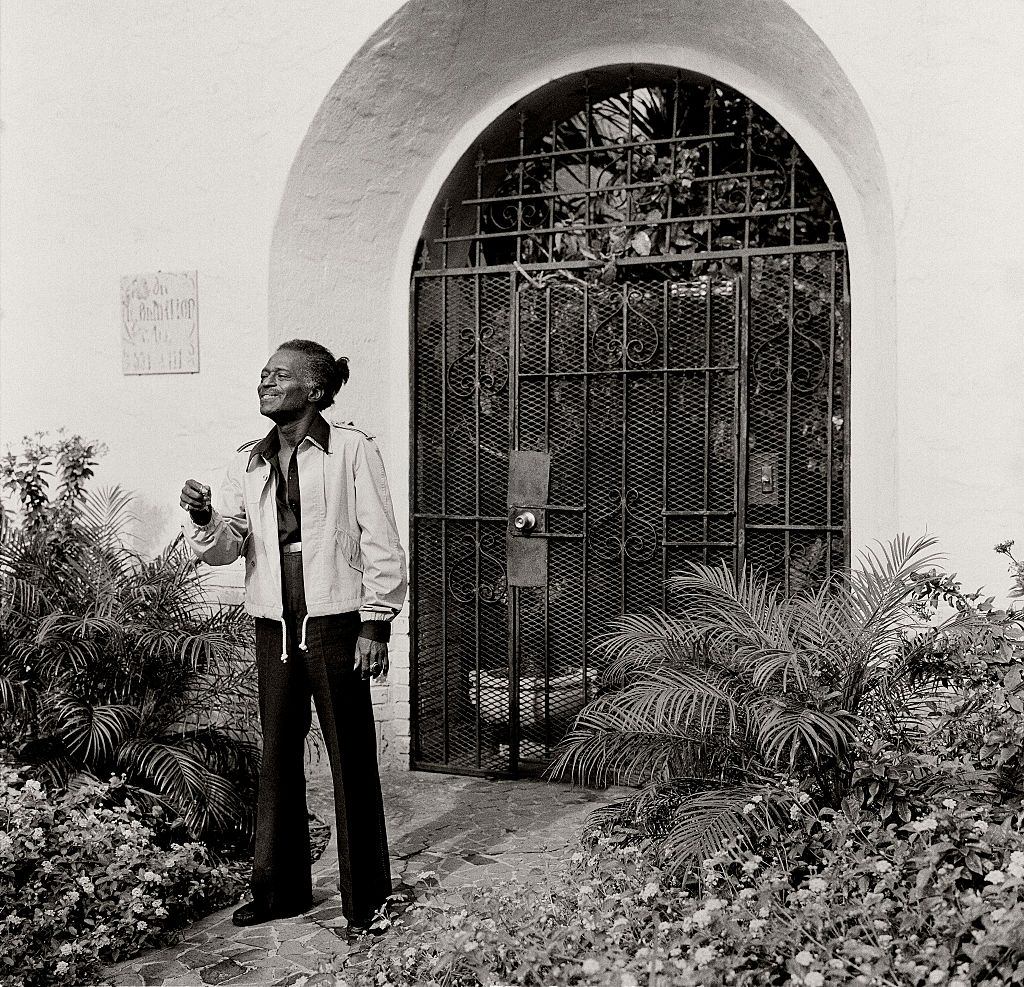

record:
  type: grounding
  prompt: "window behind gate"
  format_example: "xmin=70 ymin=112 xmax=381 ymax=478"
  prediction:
xmin=411 ymin=70 xmax=849 ymax=774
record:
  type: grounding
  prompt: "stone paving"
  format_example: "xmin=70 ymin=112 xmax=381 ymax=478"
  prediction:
xmin=102 ymin=768 xmax=624 ymax=986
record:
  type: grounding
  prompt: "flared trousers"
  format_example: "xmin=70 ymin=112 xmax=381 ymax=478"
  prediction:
xmin=251 ymin=551 xmax=391 ymax=924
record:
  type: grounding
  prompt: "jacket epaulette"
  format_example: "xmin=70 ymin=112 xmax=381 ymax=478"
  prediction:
xmin=236 ymin=438 xmax=260 ymax=453
xmin=331 ymin=421 xmax=376 ymax=440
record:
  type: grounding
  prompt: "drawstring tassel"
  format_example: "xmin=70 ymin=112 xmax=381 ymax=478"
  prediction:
xmin=279 ymin=616 xmax=289 ymax=663
xmin=298 ymin=614 xmax=311 ymax=652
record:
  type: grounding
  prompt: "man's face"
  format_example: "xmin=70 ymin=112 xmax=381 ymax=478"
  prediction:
xmin=258 ymin=349 xmax=317 ymax=421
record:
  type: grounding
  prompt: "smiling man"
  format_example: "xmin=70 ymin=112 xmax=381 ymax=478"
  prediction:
xmin=179 ymin=338 xmax=407 ymax=931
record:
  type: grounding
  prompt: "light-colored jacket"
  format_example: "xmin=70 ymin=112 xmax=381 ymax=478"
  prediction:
xmin=183 ymin=420 xmax=407 ymax=625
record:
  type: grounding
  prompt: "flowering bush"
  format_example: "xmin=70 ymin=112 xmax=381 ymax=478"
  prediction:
xmin=0 ymin=763 xmax=245 ymax=987
xmin=354 ymin=800 xmax=1024 ymax=987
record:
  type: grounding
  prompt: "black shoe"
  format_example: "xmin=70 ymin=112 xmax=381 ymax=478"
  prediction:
xmin=231 ymin=900 xmax=309 ymax=926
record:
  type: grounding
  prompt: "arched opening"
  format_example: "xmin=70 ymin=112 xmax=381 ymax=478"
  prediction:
xmin=410 ymin=68 xmax=848 ymax=774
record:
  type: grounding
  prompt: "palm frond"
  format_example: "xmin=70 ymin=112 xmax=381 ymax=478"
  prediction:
xmin=46 ymin=693 xmax=140 ymax=765
xmin=659 ymin=783 xmax=795 ymax=868
xmin=0 ymin=674 xmax=35 ymax=717
xmin=547 ymin=728 xmax=728 ymax=788
xmin=116 ymin=738 xmax=252 ymax=839
xmin=752 ymin=698 xmax=858 ymax=770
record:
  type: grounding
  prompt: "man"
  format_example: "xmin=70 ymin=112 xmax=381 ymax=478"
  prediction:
xmin=179 ymin=338 xmax=407 ymax=930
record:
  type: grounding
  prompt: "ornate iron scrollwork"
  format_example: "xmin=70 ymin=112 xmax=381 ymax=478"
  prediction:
xmin=589 ymin=287 xmax=660 ymax=368
xmin=447 ymin=531 xmax=508 ymax=604
xmin=446 ymin=324 xmax=510 ymax=398
xmin=751 ymin=314 xmax=827 ymax=396
xmin=587 ymin=488 xmax=660 ymax=562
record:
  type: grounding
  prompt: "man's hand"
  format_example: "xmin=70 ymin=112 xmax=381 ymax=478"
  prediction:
xmin=354 ymin=637 xmax=389 ymax=680
xmin=180 ymin=479 xmax=212 ymax=521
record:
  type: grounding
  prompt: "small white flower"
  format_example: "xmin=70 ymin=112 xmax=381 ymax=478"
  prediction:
xmin=136 ymin=920 xmax=148 ymax=930
xmin=704 ymin=897 xmax=726 ymax=912
xmin=927 ymin=974 xmax=947 ymax=986
xmin=875 ymin=860 xmax=892 ymax=874
xmin=55 ymin=962 xmax=69 ymax=976
xmin=692 ymin=945 xmax=717 ymax=965
xmin=59 ymin=943 xmax=74 ymax=956
xmin=807 ymin=877 xmax=827 ymax=894
xmin=640 ymin=881 xmax=660 ymax=900
xmin=973 ymin=820 xmax=989 ymax=833
xmin=942 ymin=799 xmax=957 ymax=810
xmin=741 ymin=854 xmax=763 ymax=874
xmin=738 ymin=888 xmax=756 ymax=900
xmin=795 ymin=950 xmax=815 ymax=966
xmin=691 ymin=909 xmax=712 ymax=929
xmin=743 ymin=802 xmax=756 ymax=815
xmin=805 ymin=973 xmax=825 ymax=987
xmin=912 ymin=818 xmax=938 ymax=832
xmin=984 ymin=870 xmax=1006 ymax=885
xmin=581 ymin=958 xmax=600 ymax=975
xmin=749 ymin=918 xmax=766 ymax=933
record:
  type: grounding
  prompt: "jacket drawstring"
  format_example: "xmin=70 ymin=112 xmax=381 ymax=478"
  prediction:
xmin=279 ymin=617 xmax=289 ymax=663
xmin=298 ymin=614 xmax=311 ymax=652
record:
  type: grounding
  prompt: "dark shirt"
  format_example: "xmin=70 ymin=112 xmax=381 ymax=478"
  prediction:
xmin=246 ymin=416 xmax=332 ymax=546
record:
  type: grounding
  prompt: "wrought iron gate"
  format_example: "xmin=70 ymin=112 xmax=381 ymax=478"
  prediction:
xmin=411 ymin=72 xmax=849 ymax=775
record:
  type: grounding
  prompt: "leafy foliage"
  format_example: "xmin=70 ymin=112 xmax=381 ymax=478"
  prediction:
xmin=348 ymin=798 xmax=1024 ymax=987
xmin=0 ymin=763 xmax=245 ymax=987
xmin=548 ymin=535 xmax=1024 ymax=867
xmin=0 ymin=433 xmax=259 ymax=847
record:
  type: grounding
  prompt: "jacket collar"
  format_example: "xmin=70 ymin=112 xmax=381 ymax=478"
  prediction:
xmin=247 ymin=414 xmax=331 ymax=470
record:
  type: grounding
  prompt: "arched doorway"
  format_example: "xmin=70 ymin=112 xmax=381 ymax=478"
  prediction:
xmin=410 ymin=68 xmax=849 ymax=775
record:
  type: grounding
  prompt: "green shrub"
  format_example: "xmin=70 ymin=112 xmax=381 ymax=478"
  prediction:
xmin=355 ymin=800 xmax=1024 ymax=987
xmin=548 ymin=536 xmax=1024 ymax=866
xmin=0 ymin=762 xmax=245 ymax=987
xmin=0 ymin=432 xmax=259 ymax=847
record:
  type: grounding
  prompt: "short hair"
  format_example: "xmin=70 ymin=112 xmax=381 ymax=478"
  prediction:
xmin=275 ymin=339 xmax=350 ymax=411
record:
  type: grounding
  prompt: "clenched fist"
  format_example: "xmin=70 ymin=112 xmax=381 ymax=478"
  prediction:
xmin=180 ymin=479 xmax=212 ymax=523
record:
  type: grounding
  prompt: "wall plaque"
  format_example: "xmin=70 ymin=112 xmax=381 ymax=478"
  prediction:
xmin=121 ymin=271 xmax=199 ymax=374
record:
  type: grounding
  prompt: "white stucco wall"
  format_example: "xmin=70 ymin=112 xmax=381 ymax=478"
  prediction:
xmin=2 ymin=1 xmax=1023 ymax=765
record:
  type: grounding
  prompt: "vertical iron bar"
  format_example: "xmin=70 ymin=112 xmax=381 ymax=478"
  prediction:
xmin=516 ymin=114 xmax=526 ymax=263
xmin=783 ymin=150 xmax=797 ymax=595
xmin=440 ymin=210 xmax=450 ymax=763
xmin=509 ymin=273 xmax=521 ymax=775
xmin=409 ymin=278 xmax=418 ymax=764
xmin=825 ymin=249 xmax=837 ymax=583
xmin=543 ymin=284 xmax=551 ymax=753
xmin=473 ymin=272 xmax=482 ymax=768
xmin=585 ymin=77 xmax=593 ymax=234
xmin=705 ymin=87 xmax=715 ymax=252
xmin=625 ymin=73 xmax=634 ymax=229
xmin=663 ymin=76 xmax=680 ymax=255
xmin=581 ymin=281 xmax=590 ymax=701
xmin=737 ymin=262 xmax=750 ymax=579
xmin=548 ymin=119 xmax=557 ymax=263
xmin=475 ymin=152 xmax=484 ymax=268
xmin=620 ymin=286 xmax=629 ymax=614
xmin=703 ymin=280 xmax=712 ymax=565
xmin=842 ymin=257 xmax=852 ymax=577
xmin=737 ymin=103 xmax=754 ymax=579
xmin=662 ymin=280 xmax=670 ymax=609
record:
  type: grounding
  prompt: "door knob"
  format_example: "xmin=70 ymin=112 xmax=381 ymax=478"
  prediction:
xmin=512 ymin=510 xmax=537 ymax=534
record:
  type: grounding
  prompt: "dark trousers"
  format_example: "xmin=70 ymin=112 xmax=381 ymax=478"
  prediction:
xmin=251 ymin=551 xmax=391 ymax=924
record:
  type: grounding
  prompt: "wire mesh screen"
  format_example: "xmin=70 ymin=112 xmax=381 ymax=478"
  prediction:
xmin=411 ymin=70 xmax=848 ymax=775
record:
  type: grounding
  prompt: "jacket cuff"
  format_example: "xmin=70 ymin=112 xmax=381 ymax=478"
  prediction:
xmin=358 ymin=619 xmax=392 ymax=644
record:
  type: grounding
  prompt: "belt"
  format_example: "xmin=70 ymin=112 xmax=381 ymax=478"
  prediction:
xmin=282 ymin=541 xmax=302 ymax=554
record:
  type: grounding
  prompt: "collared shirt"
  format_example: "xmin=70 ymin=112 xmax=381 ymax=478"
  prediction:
xmin=247 ymin=415 xmax=332 ymax=546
